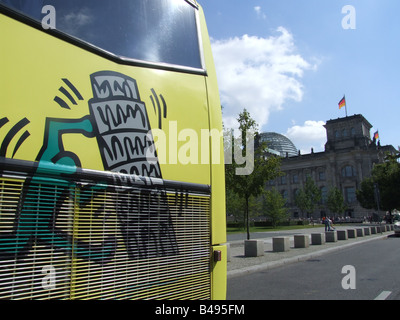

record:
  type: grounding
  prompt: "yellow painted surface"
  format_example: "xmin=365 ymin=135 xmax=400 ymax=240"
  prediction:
xmin=0 ymin=2 xmax=226 ymax=300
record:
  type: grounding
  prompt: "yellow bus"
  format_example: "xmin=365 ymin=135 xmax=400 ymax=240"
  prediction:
xmin=0 ymin=0 xmax=226 ymax=300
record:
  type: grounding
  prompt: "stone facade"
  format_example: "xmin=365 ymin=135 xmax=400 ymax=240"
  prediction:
xmin=265 ymin=114 xmax=396 ymax=220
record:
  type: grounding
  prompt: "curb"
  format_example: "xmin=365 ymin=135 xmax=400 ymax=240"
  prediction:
xmin=227 ymin=233 xmax=389 ymax=279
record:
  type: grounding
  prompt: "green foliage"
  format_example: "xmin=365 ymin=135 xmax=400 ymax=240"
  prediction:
xmin=225 ymin=108 xmax=281 ymax=240
xmin=226 ymin=191 xmax=262 ymax=223
xmin=225 ymin=188 xmax=245 ymax=220
xmin=262 ymin=188 xmax=288 ymax=228
xmin=356 ymin=178 xmax=375 ymax=209
xmin=356 ymin=157 xmax=400 ymax=213
xmin=294 ymin=177 xmax=322 ymax=216
xmin=327 ymin=187 xmax=347 ymax=216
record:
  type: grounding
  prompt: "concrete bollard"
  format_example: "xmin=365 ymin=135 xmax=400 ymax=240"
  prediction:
xmin=311 ymin=233 xmax=326 ymax=245
xmin=356 ymin=228 xmax=364 ymax=237
xmin=347 ymin=229 xmax=357 ymax=238
xmin=337 ymin=230 xmax=348 ymax=240
xmin=244 ymin=240 xmax=264 ymax=257
xmin=325 ymin=231 xmax=337 ymax=242
xmin=363 ymin=227 xmax=371 ymax=236
xmin=273 ymin=237 xmax=290 ymax=252
xmin=294 ymin=234 xmax=310 ymax=248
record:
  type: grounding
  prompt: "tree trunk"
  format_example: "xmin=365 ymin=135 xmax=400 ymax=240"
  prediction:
xmin=246 ymin=197 xmax=250 ymax=240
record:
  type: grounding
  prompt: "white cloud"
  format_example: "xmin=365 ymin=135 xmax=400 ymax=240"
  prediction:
xmin=211 ymin=27 xmax=316 ymax=131
xmin=61 ymin=8 xmax=93 ymax=34
xmin=285 ymin=120 xmax=326 ymax=154
xmin=254 ymin=6 xmax=267 ymax=20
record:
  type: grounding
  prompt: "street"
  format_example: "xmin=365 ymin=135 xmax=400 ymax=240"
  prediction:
xmin=227 ymin=234 xmax=400 ymax=300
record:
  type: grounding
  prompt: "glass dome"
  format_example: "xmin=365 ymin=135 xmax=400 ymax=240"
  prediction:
xmin=259 ymin=132 xmax=298 ymax=157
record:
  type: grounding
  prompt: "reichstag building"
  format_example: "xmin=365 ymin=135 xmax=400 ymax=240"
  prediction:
xmin=264 ymin=114 xmax=396 ymax=220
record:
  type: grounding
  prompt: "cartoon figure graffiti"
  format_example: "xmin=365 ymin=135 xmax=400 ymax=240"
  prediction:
xmin=0 ymin=71 xmax=178 ymax=264
xmin=88 ymin=71 xmax=178 ymax=260
xmin=89 ymin=71 xmax=162 ymax=178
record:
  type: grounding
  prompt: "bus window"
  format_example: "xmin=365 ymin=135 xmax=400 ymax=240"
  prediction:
xmin=0 ymin=0 xmax=203 ymax=70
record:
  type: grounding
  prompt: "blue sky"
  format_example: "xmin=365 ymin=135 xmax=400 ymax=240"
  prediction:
xmin=199 ymin=0 xmax=400 ymax=153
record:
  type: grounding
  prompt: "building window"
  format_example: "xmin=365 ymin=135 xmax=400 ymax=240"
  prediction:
xmin=320 ymin=186 xmax=327 ymax=204
xmin=335 ymin=130 xmax=340 ymax=139
xmin=342 ymin=165 xmax=356 ymax=177
xmin=342 ymin=129 xmax=348 ymax=137
xmin=281 ymin=190 xmax=288 ymax=202
xmin=345 ymin=187 xmax=356 ymax=203
xmin=318 ymin=170 xmax=326 ymax=181
xmin=351 ymin=127 xmax=356 ymax=136
xmin=292 ymin=174 xmax=299 ymax=184
xmin=304 ymin=170 xmax=311 ymax=181
xmin=280 ymin=174 xmax=287 ymax=185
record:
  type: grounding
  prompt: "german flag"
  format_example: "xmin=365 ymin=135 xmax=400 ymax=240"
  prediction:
xmin=374 ymin=131 xmax=379 ymax=140
xmin=338 ymin=96 xmax=346 ymax=109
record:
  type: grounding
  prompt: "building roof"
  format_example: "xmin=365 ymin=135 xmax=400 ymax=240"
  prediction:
xmin=325 ymin=114 xmax=373 ymax=129
xmin=259 ymin=132 xmax=298 ymax=157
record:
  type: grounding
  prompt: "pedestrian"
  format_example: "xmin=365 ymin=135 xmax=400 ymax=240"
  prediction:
xmin=323 ymin=217 xmax=328 ymax=231
xmin=328 ymin=217 xmax=335 ymax=231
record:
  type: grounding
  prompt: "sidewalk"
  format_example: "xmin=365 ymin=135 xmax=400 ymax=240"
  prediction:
xmin=227 ymin=225 xmax=393 ymax=278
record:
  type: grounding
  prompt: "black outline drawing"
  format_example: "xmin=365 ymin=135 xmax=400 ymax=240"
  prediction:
xmin=88 ymin=71 xmax=178 ymax=259
xmin=0 ymin=71 xmax=179 ymax=264
xmin=0 ymin=117 xmax=30 ymax=158
xmin=54 ymin=78 xmax=84 ymax=110
xmin=150 ymin=89 xmax=167 ymax=130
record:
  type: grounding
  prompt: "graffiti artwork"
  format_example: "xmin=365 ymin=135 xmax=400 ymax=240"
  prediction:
xmin=0 ymin=0 xmax=224 ymax=300
xmin=0 ymin=71 xmax=179 ymax=265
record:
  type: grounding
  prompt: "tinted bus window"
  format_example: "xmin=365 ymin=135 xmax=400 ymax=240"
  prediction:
xmin=0 ymin=0 xmax=203 ymax=69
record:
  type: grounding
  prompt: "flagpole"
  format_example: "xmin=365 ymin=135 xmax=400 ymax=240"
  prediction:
xmin=344 ymin=94 xmax=348 ymax=117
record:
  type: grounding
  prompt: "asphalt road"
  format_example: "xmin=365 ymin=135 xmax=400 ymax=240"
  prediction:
xmin=227 ymin=234 xmax=400 ymax=300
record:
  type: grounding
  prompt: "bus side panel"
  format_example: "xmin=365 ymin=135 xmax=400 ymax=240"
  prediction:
xmin=0 ymin=9 xmax=216 ymax=300
xmin=0 ymin=13 xmax=211 ymax=186
xmin=211 ymin=245 xmax=227 ymax=300
xmin=198 ymin=5 xmax=227 ymax=300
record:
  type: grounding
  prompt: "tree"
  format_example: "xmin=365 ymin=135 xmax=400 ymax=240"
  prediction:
xmin=225 ymin=188 xmax=245 ymax=222
xmin=356 ymin=156 xmax=400 ymax=221
xmin=294 ymin=189 xmax=308 ymax=218
xmin=225 ymin=108 xmax=281 ymax=240
xmin=294 ymin=177 xmax=322 ymax=218
xmin=327 ymin=187 xmax=346 ymax=218
xmin=263 ymin=188 xmax=288 ymax=228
